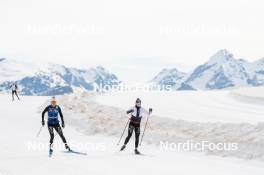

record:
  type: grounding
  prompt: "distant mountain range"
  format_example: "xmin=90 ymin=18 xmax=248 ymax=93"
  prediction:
xmin=151 ymin=49 xmax=264 ymax=90
xmin=1 ymin=49 xmax=264 ymax=95
xmin=0 ymin=58 xmax=120 ymax=95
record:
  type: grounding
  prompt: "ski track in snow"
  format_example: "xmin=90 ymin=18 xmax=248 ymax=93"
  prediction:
xmin=1 ymin=91 xmax=264 ymax=175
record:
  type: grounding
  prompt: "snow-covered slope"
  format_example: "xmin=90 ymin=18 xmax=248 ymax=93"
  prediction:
xmin=89 ymin=89 xmax=264 ymax=160
xmin=231 ymin=87 xmax=264 ymax=98
xmin=230 ymin=87 xmax=264 ymax=105
xmin=0 ymin=58 xmax=120 ymax=95
xmin=1 ymin=95 xmax=264 ymax=175
xmin=1 ymin=93 xmax=264 ymax=175
xmin=151 ymin=50 xmax=264 ymax=90
xmin=95 ymin=91 xmax=264 ymax=124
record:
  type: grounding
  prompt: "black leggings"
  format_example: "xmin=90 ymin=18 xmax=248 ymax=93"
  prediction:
xmin=124 ymin=122 xmax=140 ymax=148
xmin=12 ymin=90 xmax=19 ymax=100
xmin=48 ymin=124 xmax=67 ymax=144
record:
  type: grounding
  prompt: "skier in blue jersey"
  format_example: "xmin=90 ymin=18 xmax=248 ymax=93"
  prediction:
xmin=42 ymin=97 xmax=71 ymax=152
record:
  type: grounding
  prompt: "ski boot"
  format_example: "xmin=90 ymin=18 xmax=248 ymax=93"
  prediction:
xmin=65 ymin=144 xmax=71 ymax=151
xmin=134 ymin=149 xmax=141 ymax=155
xmin=120 ymin=145 xmax=126 ymax=151
xmin=49 ymin=144 xmax=53 ymax=157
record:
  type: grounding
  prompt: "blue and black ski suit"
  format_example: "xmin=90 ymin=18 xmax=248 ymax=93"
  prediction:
xmin=42 ymin=105 xmax=67 ymax=144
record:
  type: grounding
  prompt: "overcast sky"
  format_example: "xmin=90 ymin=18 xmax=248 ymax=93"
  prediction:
xmin=1 ymin=0 xmax=264 ymax=82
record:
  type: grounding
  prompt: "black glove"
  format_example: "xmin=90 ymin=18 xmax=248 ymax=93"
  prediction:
xmin=149 ymin=108 xmax=153 ymax=114
xmin=62 ymin=121 xmax=65 ymax=128
xmin=41 ymin=120 xmax=45 ymax=126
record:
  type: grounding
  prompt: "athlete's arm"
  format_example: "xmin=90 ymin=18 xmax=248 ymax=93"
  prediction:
xmin=142 ymin=107 xmax=152 ymax=116
xmin=126 ymin=107 xmax=134 ymax=114
xmin=58 ymin=106 xmax=65 ymax=128
xmin=58 ymin=106 xmax=64 ymax=123
xmin=41 ymin=106 xmax=48 ymax=123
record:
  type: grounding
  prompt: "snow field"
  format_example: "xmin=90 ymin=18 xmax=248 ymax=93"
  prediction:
xmin=1 ymin=94 xmax=264 ymax=175
xmin=58 ymin=91 xmax=264 ymax=160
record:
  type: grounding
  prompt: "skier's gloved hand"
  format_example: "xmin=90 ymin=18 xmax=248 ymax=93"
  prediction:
xmin=149 ymin=108 xmax=153 ymax=114
xmin=62 ymin=121 xmax=65 ymax=128
xmin=41 ymin=120 xmax=45 ymax=126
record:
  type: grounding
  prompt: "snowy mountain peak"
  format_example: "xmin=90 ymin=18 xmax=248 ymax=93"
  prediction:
xmin=0 ymin=58 xmax=120 ymax=95
xmin=162 ymin=67 xmax=184 ymax=74
xmin=95 ymin=66 xmax=105 ymax=71
xmin=152 ymin=49 xmax=264 ymax=90
xmin=151 ymin=68 xmax=186 ymax=87
xmin=207 ymin=49 xmax=234 ymax=65
xmin=186 ymin=50 xmax=252 ymax=89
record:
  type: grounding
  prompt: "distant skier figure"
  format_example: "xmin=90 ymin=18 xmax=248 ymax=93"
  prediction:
xmin=120 ymin=98 xmax=152 ymax=154
xmin=42 ymin=97 xmax=71 ymax=154
xmin=10 ymin=82 xmax=20 ymax=101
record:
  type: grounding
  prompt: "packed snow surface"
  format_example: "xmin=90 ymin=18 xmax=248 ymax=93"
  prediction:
xmin=1 ymin=89 xmax=264 ymax=175
xmin=95 ymin=90 xmax=264 ymax=123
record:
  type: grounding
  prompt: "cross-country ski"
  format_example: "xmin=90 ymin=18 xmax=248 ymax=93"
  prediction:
xmin=63 ymin=150 xmax=88 ymax=156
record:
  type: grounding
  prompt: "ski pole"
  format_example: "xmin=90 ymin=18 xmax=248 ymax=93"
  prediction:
xmin=117 ymin=118 xmax=130 ymax=146
xmin=36 ymin=126 xmax=43 ymax=138
xmin=139 ymin=109 xmax=152 ymax=146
